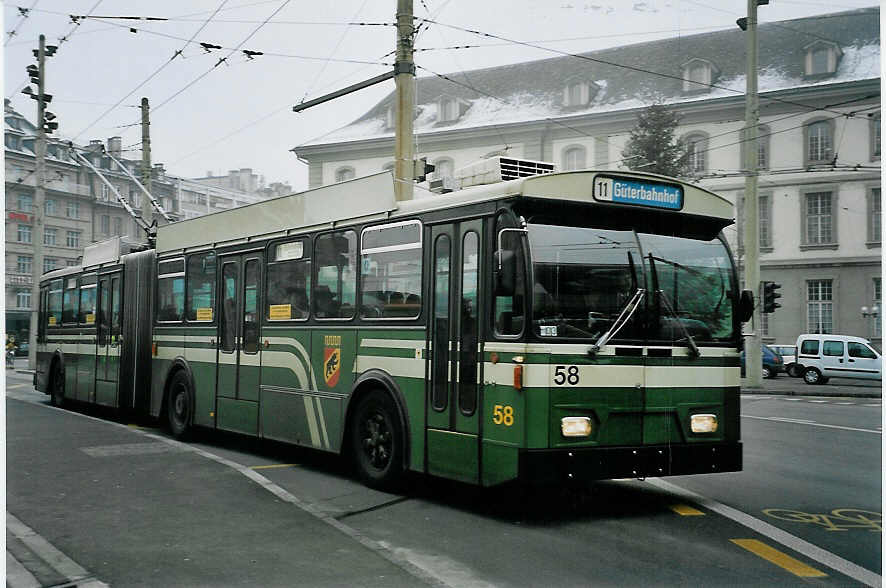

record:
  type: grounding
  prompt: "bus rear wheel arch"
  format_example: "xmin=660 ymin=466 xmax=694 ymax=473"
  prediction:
xmin=349 ymin=388 xmax=405 ymax=490
xmin=166 ymin=369 xmax=194 ymax=439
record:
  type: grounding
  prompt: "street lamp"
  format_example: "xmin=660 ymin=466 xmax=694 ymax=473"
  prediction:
xmin=861 ymin=305 xmax=879 ymax=340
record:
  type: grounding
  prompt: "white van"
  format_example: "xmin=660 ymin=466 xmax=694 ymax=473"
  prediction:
xmin=795 ymin=334 xmax=882 ymax=384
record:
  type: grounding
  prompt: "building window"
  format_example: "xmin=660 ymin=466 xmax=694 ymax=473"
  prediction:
xmin=101 ymin=184 xmax=109 ymax=201
xmin=113 ymin=217 xmax=122 ymax=236
xmin=334 ymin=167 xmax=355 ymax=183
xmin=17 ymin=225 xmax=32 ymax=243
xmin=66 ymin=259 xmax=78 ymax=267
xmin=806 ymin=120 xmax=833 ymax=164
xmin=66 ymin=231 xmax=81 ymax=248
xmin=43 ymin=257 xmax=58 ymax=273
xmin=807 ymin=279 xmax=833 ymax=334
xmin=5 ymin=134 xmax=20 ymax=150
xmin=45 ymin=199 xmax=56 ymax=216
xmin=44 ymin=228 xmax=57 ymax=246
xmin=16 ymin=290 xmax=31 ymax=309
xmin=438 ymin=97 xmax=460 ymax=122
xmin=562 ymin=145 xmax=586 ymax=171
xmin=563 ymin=80 xmax=593 ymax=107
xmin=683 ymin=133 xmax=708 ymax=173
xmin=868 ymin=188 xmax=881 ymax=246
xmin=433 ymin=157 xmax=454 ymax=180
xmin=874 ymin=277 xmax=882 ymax=337
xmin=736 ymin=191 xmax=773 ymax=252
xmin=741 ymin=125 xmax=769 ymax=170
xmin=804 ymin=191 xmax=834 ymax=245
xmin=16 ymin=256 xmax=32 ymax=274
xmin=682 ymin=59 xmax=716 ymax=93
xmin=101 ymin=215 xmax=110 ymax=234
xmin=872 ymin=114 xmax=881 ymax=160
xmin=17 ymin=194 xmax=33 ymax=212
xmin=804 ymin=41 xmax=841 ymax=77
xmin=66 ymin=201 xmax=80 ymax=218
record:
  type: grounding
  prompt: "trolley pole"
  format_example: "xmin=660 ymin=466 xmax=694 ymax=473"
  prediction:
xmin=27 ymin=34 xmax=48 ymax=370
xmin=742 ymin=0 xmax=762 ymax=387
xmin=141 ymin=97 xmax=153 ymax=230
xmin=393 ymin=0 xmax=415 ymax=202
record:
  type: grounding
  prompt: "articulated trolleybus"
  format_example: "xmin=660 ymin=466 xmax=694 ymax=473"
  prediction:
xmin=37 ymin=158 xmax=751 ymax=488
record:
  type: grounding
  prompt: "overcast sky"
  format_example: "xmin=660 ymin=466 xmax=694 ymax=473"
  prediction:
xmin=3 ymin=0 xmax=879 ymax=191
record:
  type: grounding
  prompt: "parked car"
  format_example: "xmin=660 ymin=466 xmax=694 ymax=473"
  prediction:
xmin=795 ymin=334 xmax=882 ymax=385
xmin=769 ymin=344 xmax=800 ymax=377
xmin=740 ymin=344 xmax=783 ymax=379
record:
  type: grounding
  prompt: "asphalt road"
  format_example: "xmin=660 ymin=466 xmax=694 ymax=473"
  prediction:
xmin=6 ymin=368 xmax=882 ymax=587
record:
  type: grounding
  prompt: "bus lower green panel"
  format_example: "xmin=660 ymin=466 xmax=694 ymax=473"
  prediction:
xmin=427 ymin=429 xmax=478 ymax=484
xmin=64 ymin=354 xmax=77 ymax=400
xmin=77 ymin=343 xmax=95 ymax=402
xmin=190 ymin=359 xmax=216 ymax=427
xmin=217 ymin=398 xmax=258 ymax=436
xmin=261 ymin=389 xmax=314 ymax=447
xmin=481 ymin=440 xmax=519 ymax=487
xmin=644 ymin=387 xmax=729 ymax=444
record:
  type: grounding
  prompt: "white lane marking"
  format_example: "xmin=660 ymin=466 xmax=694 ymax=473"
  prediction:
xmin=809 ymin=400 xmax=829 ymax=403
xmin=11 ymin=395 xmax=456 ymax=588
xmin=835 ymin=402 xmax=855 ymax=405
xmin=864 ymin=403 xmax=882 ymax=407
xmin=647 ymin=479 xmax=881 ymax=588
xmin=743 ymin=414 xmax=881 ymax=434
xmin=7 ymin=512 xmax=109 ymax=587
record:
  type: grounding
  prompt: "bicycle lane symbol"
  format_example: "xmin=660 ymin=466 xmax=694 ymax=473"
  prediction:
xmin=763 ymin=509 xmax=882 ymax=532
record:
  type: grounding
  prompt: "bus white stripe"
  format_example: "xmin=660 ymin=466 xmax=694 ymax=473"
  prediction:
xmin=303 ymin=395 xmax=321 ymax=447
xmin=262 ymin=350 xmax=310 ymax=390
xmin=265 ymin=337 xmax=317 ymax=390
xmin=483 ymin=363 xmax=739 ymax=388
xmin=354 ymin=355 xmax=425 ymax=379
xmin=315 ymin=396 xmax=330 ymax=448
xmin=360 ymin=338 xmax=425 ymax=350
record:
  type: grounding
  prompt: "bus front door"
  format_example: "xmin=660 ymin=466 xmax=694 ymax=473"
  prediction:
xmin=216 ymin=253 xmax=263 ymax=436
xmin=94 ymin=273 xmax=122 ymax=407
xmin=427 ymin=220 xmax=482 ymax=484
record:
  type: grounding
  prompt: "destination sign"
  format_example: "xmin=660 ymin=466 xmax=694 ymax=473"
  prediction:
xmin=593 ymin=175 xmax=683 ymax=210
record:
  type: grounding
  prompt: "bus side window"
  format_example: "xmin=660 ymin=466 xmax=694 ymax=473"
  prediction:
xmin=494 ymin=220 xmax=526 ymax=336
xmin=48 ymin=279 xmax=63 ymax=327
xmin=187 ymin=252 xmax=216 ymax=322
xmin=314 ymin=230 xmax=356 ymax=319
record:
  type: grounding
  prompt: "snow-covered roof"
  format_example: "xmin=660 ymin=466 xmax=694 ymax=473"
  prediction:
xmin=299 ymin=7 xmax=879 ymax=148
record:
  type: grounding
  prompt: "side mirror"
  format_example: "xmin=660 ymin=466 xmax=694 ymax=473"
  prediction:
xmin=738 ymin=289 xmax=754 ymax=323
xmin=494 ymin=249 xmax=516 ymax=296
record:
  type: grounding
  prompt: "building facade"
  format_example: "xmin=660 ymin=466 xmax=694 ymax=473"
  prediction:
xmin=293 ymin=7 xmax=881 ymax=348
xmin=4 ymin=100 xmax=291 ymax=347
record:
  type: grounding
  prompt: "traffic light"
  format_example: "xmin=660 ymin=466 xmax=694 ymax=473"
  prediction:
xmin=762 ymin=281 xmax=782 ymax=314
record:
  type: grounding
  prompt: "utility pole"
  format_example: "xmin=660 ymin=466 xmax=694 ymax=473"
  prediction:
xmin=27 ymin=34 xmax=49 ymax=369
xmin=393 ymin=0 xmax=415 ymax=202
xmin=741 ymin=0 xmax=764 ymax=387
xmin=141 ymin=97 xmax=152 ymax=230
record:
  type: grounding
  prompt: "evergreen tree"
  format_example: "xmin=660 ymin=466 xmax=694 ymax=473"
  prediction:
xmin=621 ymin=103 xmax=687 ymax=178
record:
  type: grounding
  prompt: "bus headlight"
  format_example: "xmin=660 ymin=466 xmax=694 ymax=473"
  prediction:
xmin=690 ymin=414 xmax=718 ymax=433
xmin=561 ymin=417 xmax=592 ymax=437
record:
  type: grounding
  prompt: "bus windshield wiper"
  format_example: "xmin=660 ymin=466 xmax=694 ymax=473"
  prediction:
xmin=589 ymin=287 xmax=645 ymax=355
xmin=647 ymin=253 xmax=700 ymax=358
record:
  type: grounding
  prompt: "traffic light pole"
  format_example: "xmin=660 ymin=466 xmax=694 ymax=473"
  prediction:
xmin=27 ymin=34 xmax=48 ymax=370
xmin=743 ymin=0 xmax=763 ymax=388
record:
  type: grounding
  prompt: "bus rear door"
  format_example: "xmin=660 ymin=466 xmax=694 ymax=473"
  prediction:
xmin=95 ymin=272 xmax=122 ymax=406
xmin=427 ymin=220 xmax=482 ymax=483
xmin=216 ymin=253 xmax=263 ymax=436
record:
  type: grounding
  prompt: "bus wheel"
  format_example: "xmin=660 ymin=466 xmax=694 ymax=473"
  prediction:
xmin=50 ymin=364 xmax=64 ymax=407
xmin=351 ymin=390 xmax=404 ymax=490
xmin=167 ymin=371 xmax=193 ymax=439
xmin=803 ymin=368 xmax=823 ymax=385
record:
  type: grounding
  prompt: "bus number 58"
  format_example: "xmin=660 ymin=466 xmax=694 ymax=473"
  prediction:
xmin=493 ymin=404 xmax=514 ymax=426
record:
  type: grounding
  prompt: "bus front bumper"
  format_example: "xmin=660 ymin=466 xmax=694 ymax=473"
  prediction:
xmin=519 ymin=442 xmax=742 ymax=485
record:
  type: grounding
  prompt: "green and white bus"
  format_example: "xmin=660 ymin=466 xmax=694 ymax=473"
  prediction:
xmin=37 ymin=159 xmax=752 ymax=488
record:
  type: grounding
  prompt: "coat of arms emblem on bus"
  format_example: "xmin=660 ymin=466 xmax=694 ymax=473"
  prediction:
xmin=323 ymin=335 xmax=341 ymax=387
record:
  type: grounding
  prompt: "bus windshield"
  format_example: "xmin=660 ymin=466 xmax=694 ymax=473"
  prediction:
xmin=528 ymin=224 xmax=735 ymax=344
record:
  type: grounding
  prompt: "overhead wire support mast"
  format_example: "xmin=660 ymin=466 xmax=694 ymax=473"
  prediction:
xmin=102 ymin=149 xmax=172 ymax=222
xmin=70 ymin=148 xmax=156 ymax=243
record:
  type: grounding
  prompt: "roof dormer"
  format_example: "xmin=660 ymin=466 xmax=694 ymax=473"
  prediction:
xmin=681 ymin=58 xmax=719 ymax=94
xmin=562 ymin=77 xmax=599 ymax=108
xmin=803 ymin=40 xmax=842 ymax=78
xmin=436 ymin=95 xmax=470 ymax=125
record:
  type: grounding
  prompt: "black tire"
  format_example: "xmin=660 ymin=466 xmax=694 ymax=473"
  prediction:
xmin=166 ymin=370 xmax=193 ymax=439
xmin=49 ymin=363 xmax=65 ymax=407
xmin=350 ymin=389 xmax=404 ymax=490
xmin=786 ymin=364 xmax=800 ymax=378
xmin=803 ymin=367 xmax=823 ymax=385
xmin=762 ymin=366 xmax=772 ymax=379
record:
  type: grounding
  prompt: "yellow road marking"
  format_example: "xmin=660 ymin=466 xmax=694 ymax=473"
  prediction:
xmin=731 ymin=539 xmax=828 ymax=577
xmin=250 ymin=464 xmax=299 ymax=470
xmin=670 ymin=504 xmax=705 ymax=516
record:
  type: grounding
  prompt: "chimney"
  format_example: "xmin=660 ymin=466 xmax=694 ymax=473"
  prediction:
xmin=88 ymin=139 xmax=103 ymax=152
xmin=107 ymin=136 xmax=122 ymax=157
xmin=153 ymin=163 xmax=165 ymax=180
